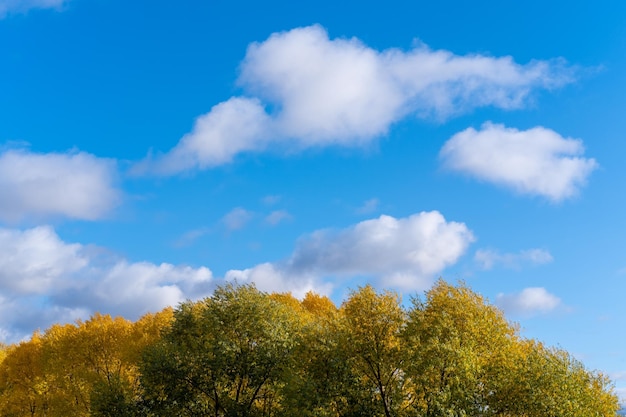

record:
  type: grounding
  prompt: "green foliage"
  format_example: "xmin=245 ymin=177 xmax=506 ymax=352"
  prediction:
xmin=90 ymin=375 xmax=137 ymax=417
xmin=140 ymin=283 xmax=301 ymax=416
xmin=0 ymin=281 xmax=619 ymax=417
xmin=341 ymin=285 xmax=408 ymax=417
xmin=403 ymin=279 xmax=519 ymax=416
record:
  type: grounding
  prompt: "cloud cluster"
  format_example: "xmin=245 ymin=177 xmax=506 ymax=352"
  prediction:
xmin=0 ymin=226 xmax=213 ymax=341
xmin=440 ymin=122 xmax=598 ymax=201
xmin=226 ymin=211 xmax=474 ymax=295
xmin=475 ymin=248 xmax=553 ymax=270
xmin=0 ymin=0 xmax=67 ymax=17
xmin=0 ymin=212 xmax=473 ymax=339
xmin=0 ymin=149 xmax=121 ymax=222
xmin=496 ymin=287 xmax=561 ymax=316
xmin=139 ymin=25 xmax=574 ymax=174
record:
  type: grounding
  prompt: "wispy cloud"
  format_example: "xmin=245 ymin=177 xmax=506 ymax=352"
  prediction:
xmin=262 ymin=195 xmax=281 ymax=206
xmin=227 ymin=211 xmax=474 ymax=295
xmin=356 ymin=198 xmax=380 ymax=214
xmin=265 ymin=210 xmax=292 ymax=226
xmin=496 ymin=287 xmax=561 ymax=316
xmin=474 ymin=248 xmax=553 ymax=270
xmin=221 ymin=207 xmax=253 ymax=231
xmin=440 ymin=122 xmax=598 ymax=202
xmin=135 ymin=25 xmax=575 ymax=175
xmin=0 ymin=0 xmax=69 ymax=18
xmin=173 ymin=227 xmax=211 ymax=248
xmin=0 ymin=148 xmax=121 ymax=222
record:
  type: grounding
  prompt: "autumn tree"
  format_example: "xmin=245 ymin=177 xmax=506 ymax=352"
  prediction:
xmin=340 ymin=285 xmax=408 ymax=417
xmin=403 ymin=280 xmax=520 ymax=417
xmin=488 ymin=339 xmax=619 ymax=417
xmin=282 ymin=291 xmax=381 ymax=417
xmin=90 ymin=309 xmax=173 ymax=417
xmin=0 ymin=310 xmax=173 ymax=417
xmin=0 ymin=281 xmax=619 ymax=417
xmin=0 ymin=333 xmax=50 ymax=417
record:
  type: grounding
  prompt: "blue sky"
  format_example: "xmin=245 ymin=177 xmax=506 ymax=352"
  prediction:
xmin=1 ymin=0 xmax=626 ymax=401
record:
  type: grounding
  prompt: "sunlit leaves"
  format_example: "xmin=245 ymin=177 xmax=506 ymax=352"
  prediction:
xmin=0 ymin=312 xmax=172 ymax=416
xmin=404 ymin=279 xmax=519 ymax=416
xmin=0 ymin=281 xmax=619 ymax=416
xmin=342 ymin=285 xmax=407 ymax=417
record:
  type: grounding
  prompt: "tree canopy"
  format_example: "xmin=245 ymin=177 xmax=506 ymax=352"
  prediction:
xmin=0 ymin=281 xmax=619 ymax=416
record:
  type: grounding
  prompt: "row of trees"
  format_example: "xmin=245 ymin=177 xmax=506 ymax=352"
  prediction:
xmin=0 ymin=280 xmax=619 ymax=416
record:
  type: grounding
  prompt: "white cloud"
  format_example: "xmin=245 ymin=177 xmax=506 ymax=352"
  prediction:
xmin=0 ymin=149 xmax=121 ymax=222
xmin=0 ymin=212 xmax=473 ymax=340
xmin=69 ymin=261 xmax=212 ymax=318
xmin=0 ymin=0 xmax=67 ymax=17
xmin=475 ymin=248 xmax=553 ymax=270
xmin=138 ymin=25 xmax=575 ymax=174
xmin=496 ymin=287 xmax=561 ymax=316
xmin=226 ymin=263 xmax=330 ymax=299
xmin=265 ymin=210 xmax=292 ymax=226
xmin=222 ymin=207 xmax=253 ymax=231
xmin=227 ymin=211 xmax=474 ymax=294
xmin=136 ymin=97 xmax=273 ymax=175
xmin=0 ymin=226 xmax=213 ymax=341
xmin=0 ymin=226 xmax=86 ymax=294
xmin=440 ymin=122 xmax=598 ymax=201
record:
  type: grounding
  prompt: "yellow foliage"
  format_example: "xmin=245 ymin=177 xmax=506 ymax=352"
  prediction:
xmin=301 ymin=291 xmax=338 ymax=317
xmin=0 ymin=282 xmax=619 ymax=417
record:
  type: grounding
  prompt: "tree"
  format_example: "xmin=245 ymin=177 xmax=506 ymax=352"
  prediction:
xmin=0 ymin=334 xmax=50 ymax=417
xmin=0 ymin=310 xmax=175 ymax=417
xmin=341 ymin=285 xmax=408 ymax=417
xmin=140 ymin=283 xmax=301 ymax=417
xmin=488 ymin=339 xmax=619 ymax=417
xmin=0 ymin=281 xmax=619 ymax=417
xmin=403 ymin=280 xmax=518 ymax=417
xmin=281 ymin=291 xmax=379 ymax=417
xmin=40 ymin=314 xmax=140 ymax=416
xmin=91 ymin=309 xmax=173 ymax=417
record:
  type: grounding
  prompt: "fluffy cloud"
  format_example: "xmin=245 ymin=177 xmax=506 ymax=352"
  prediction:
xmin=475 ymin=248 xmax=553 ymax=270
xmin=0 ymin=226 xmax=213 ymax=341
xmin=139 ymin=25 xmax=574 ymax=174
xmin=0 ymin=212 xmax=473 ymax=340
xmin=226 ymin=263 xmax=330 ymax=299
xmin=496 ymin=287 xmax=561 ymax=316
xmin=0 ymin=0 xmax=67 ymax=17
xmin=226 ymin=211 xmax=474 ymax=294
xmin=137 ymin=98 xmax=273 ymax=175
xmin=0 ymin=226 xmax=86 ymax=294
xmin=0 ymin=149 xmax=120 ymax=222
xmin=440 ymin=122 xmax=598 ymax=201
